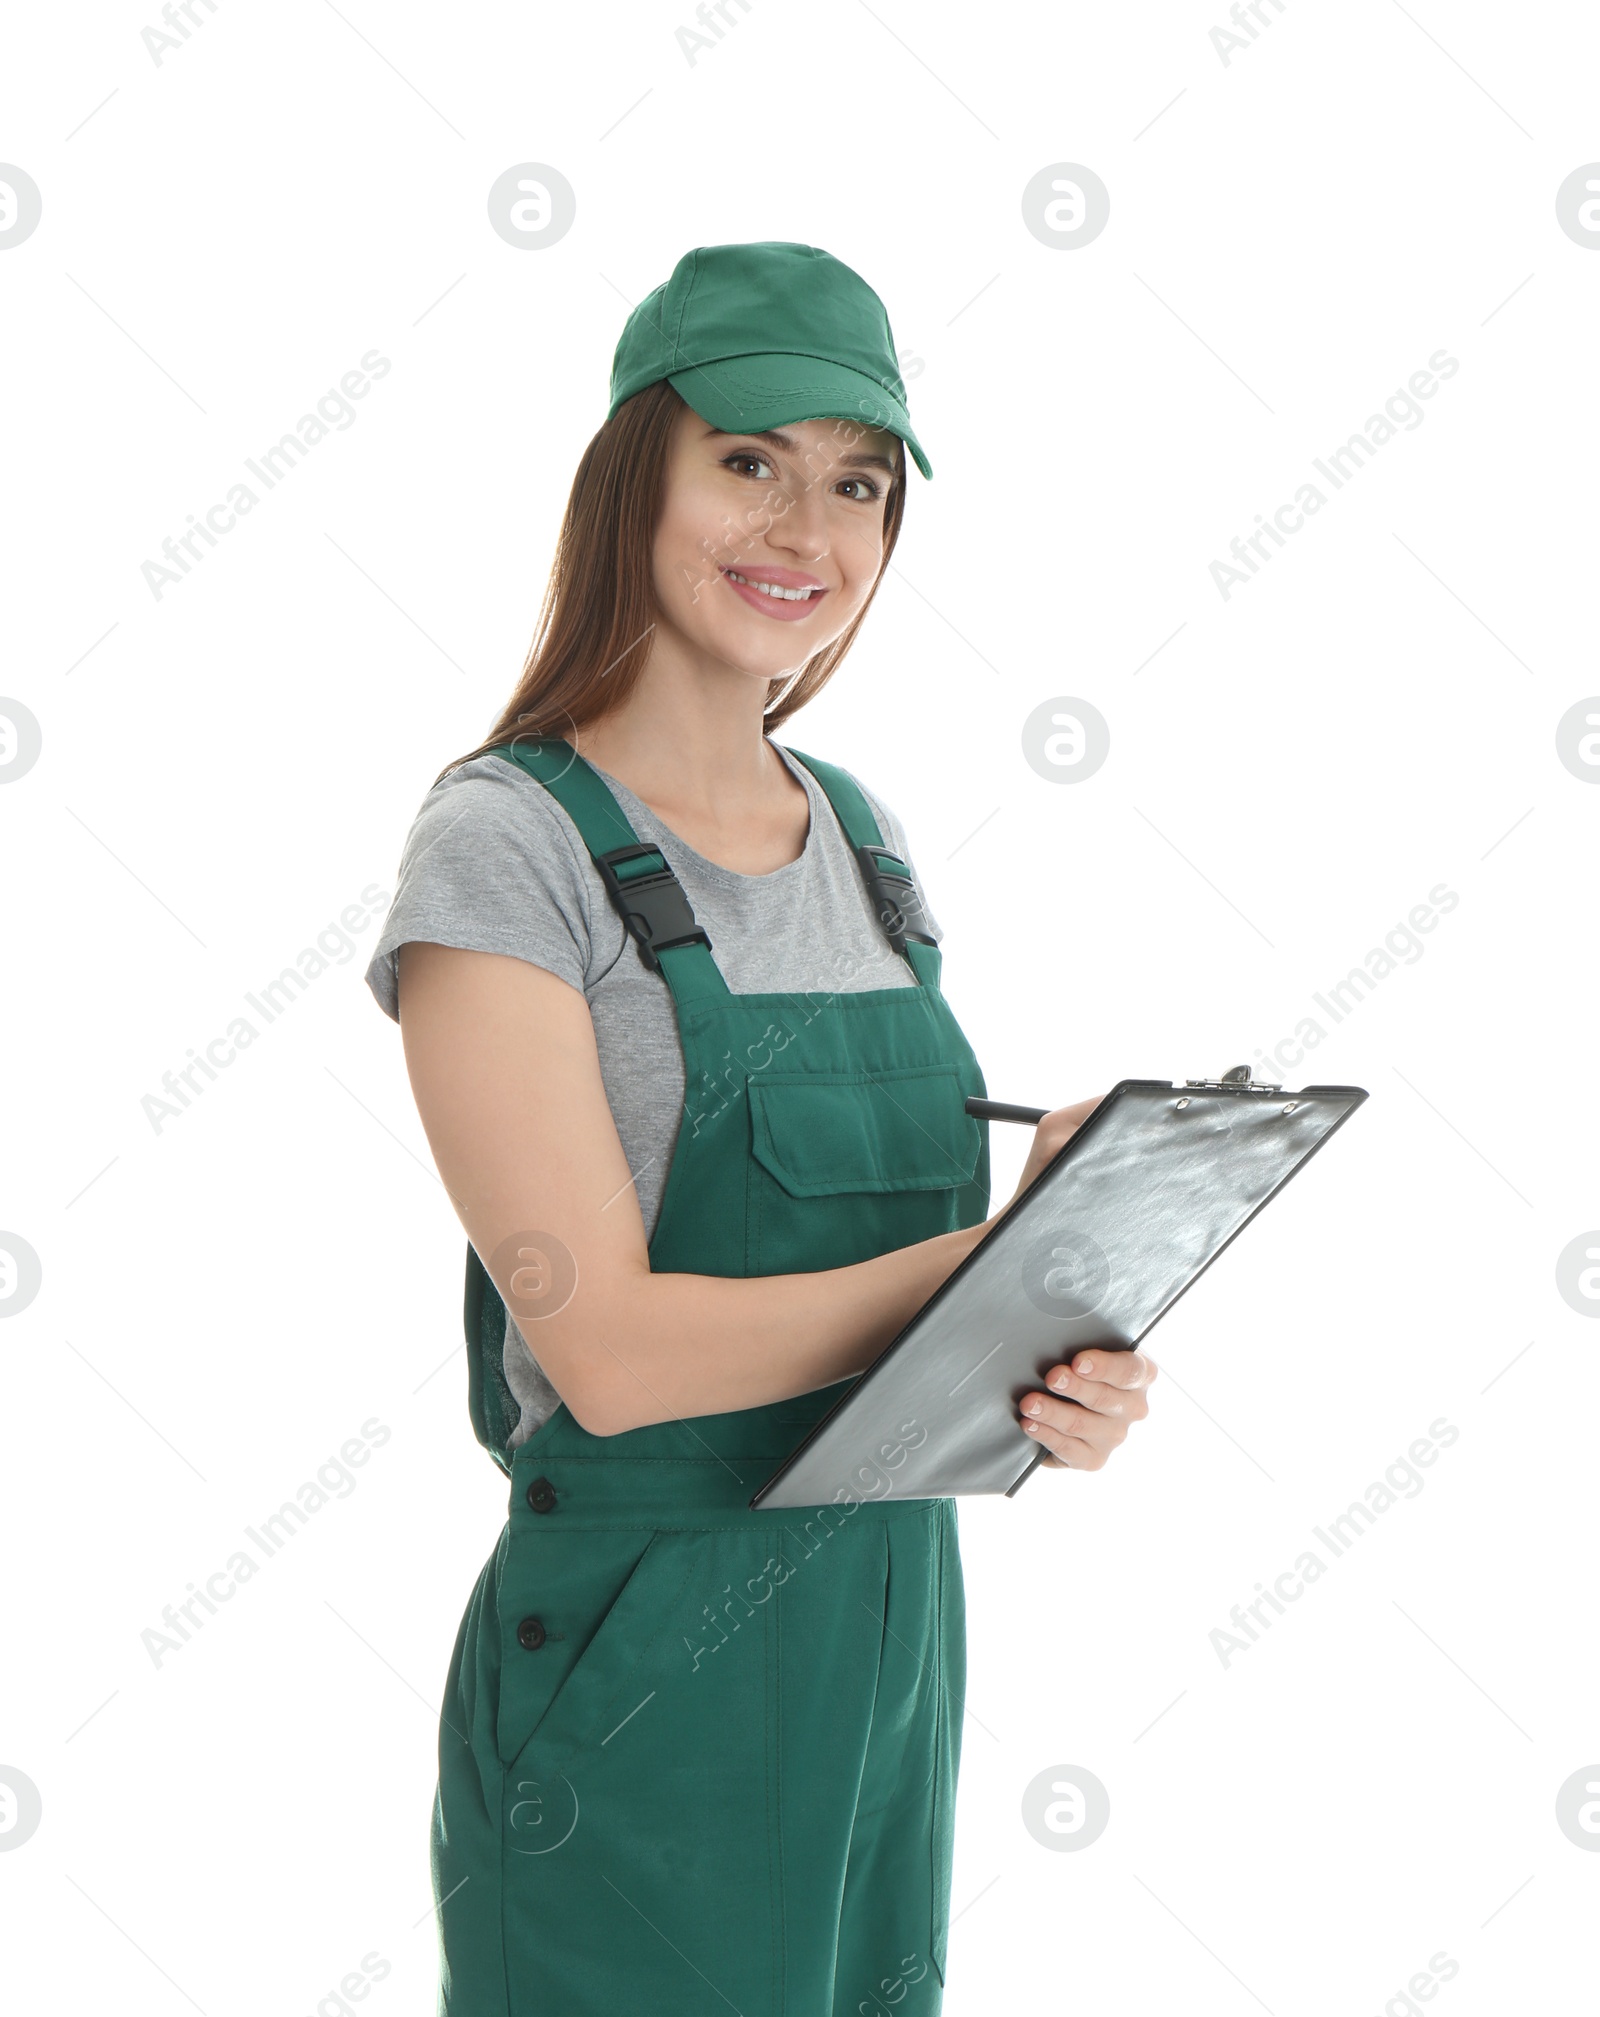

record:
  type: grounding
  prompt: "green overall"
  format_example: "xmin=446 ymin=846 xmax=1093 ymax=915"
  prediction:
xmin=434 ymin=738 xmax=991 ymax=2016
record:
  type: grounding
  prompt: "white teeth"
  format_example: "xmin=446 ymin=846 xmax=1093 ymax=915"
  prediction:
xmin=724 ymin=570 xmax=819 ymax=601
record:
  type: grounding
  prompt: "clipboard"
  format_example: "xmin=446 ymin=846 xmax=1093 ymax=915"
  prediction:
xmin=749 ymin=1067 xmax=1368 ymax=1509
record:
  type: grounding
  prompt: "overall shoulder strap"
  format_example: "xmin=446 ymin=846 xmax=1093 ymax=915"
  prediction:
xmin=489 ymin=738 xmax=730 ymax=1007
xmin=782 ymin=745 xmax=941 ymax=986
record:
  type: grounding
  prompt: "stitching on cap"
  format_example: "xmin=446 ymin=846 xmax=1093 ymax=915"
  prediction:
xmin=699 ymin=365 xmax=901 ymax=405
xmin=668 ymin=251 xmax=697 ymax=358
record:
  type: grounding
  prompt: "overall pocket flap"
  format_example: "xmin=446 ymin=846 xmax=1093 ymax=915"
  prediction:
xmin=498 ymin=1528 xmax=668 ymax=1768
xmin=748 ymin=1066 xmax=981 ymax=1198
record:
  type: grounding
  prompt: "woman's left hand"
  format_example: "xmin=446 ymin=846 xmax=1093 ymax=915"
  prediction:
xmin=1018 ymin=1348 xmax=1158 ymax=1470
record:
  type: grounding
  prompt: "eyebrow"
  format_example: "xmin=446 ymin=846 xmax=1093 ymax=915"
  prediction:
xmin=703 ymin=425 xmax=898 ymax=477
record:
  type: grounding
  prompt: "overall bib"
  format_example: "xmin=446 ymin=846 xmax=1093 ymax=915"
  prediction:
xmin=433 ymin=738 xmax=991 ymax=2016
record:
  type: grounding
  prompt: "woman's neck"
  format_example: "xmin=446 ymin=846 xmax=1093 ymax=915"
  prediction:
xmin=570 ymin=675 xmax=811 ymax=874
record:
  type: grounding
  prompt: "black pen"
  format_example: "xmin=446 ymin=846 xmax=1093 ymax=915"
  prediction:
xmin=965 ymin=1097 xmax=1048 ymax=1126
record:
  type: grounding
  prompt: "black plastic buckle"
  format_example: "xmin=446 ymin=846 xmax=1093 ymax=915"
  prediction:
xmin=855 ymin=843 xmax=936 ymax=955
xmin=594 ymin=843 xmax=712 ymax=974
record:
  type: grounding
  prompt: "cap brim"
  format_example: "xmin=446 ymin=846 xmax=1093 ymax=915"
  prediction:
xmin=668 ymin=353 xmax=932 ymax=481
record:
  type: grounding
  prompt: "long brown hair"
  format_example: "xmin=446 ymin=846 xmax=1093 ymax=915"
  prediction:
xmin=434 ymin=380 xmax=908 ymax=786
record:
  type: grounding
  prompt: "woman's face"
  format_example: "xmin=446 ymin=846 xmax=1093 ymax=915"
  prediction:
xmin=650 ymin=400 xmax=901 ymax=684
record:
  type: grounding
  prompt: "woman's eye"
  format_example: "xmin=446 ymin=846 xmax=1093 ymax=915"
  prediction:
xmin=720 ymin=453 xmax=880 ymax=502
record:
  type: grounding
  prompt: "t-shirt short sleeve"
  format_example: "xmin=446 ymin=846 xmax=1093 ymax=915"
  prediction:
xmin=364 ymin=756 xmax=599 ymax=1022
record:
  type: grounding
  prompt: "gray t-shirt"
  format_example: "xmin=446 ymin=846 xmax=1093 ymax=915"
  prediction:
xmin=364 ymin=740 xmax=942 ymax=1447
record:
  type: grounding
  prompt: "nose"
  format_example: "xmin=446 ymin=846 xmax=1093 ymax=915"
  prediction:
xmin=761 ymin=475 xmax=833 ymax=567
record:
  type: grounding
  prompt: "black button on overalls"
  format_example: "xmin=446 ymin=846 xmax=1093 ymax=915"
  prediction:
xmin=526 ymin=1476 xmax=558 ymax=1513
xmin=516 ymin=1616 xmax=547 ymax=1651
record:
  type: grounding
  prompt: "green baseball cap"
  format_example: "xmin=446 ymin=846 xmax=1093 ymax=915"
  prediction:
xmin=606 ymin=240 xmax=931 ymax=480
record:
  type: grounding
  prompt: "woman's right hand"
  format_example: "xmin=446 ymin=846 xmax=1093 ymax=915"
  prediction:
xmin=997 ymin=1093 xmax=1107 ymax=1218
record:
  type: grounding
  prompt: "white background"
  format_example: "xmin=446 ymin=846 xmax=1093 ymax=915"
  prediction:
xmin=3 ymin=2 xmax=1598 ymax=2012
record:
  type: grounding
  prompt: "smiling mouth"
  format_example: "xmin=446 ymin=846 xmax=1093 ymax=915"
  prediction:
xmin=719 ymin=567 xmax=826 ymax=603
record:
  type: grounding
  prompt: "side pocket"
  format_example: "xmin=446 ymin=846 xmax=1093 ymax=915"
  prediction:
xmin=496 ymin=1527 xmax=669 ymax=1767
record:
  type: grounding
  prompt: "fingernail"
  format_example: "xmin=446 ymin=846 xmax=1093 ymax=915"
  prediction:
xmin=1077 ymin=1358 xmax=1094 ymax=1377
xmin=1050 ymin=1374 xmax=1070 ymax=1391
xmin=1025 ymin=1398 xmax=1042 ymax=1415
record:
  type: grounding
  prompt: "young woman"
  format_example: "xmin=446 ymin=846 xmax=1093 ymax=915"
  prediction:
xmin=365 ymin=241 xmax=1156 ymax=2016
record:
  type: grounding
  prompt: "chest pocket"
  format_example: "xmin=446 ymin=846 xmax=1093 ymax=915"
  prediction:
xmin=746 ymin=1064 xmax=983 ymax=1275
